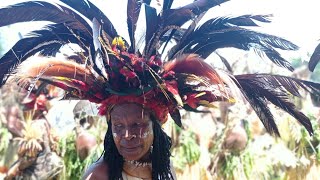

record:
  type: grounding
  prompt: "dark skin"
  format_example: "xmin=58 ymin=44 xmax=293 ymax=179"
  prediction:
xmin=82 ymin=157 xmax=176 ymax=180
xmin=83 ymin=103 xmax=155 ymax=180
xmin=82 ymin=157 xmax=109 ymax=180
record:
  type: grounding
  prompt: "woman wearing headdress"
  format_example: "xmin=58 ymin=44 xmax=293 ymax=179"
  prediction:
xmin=0 ymin=0 xmax=320 ymax=179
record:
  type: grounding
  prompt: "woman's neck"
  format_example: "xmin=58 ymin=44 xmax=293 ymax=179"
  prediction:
xmin=123 ymin=161 xmax=152 ymax=179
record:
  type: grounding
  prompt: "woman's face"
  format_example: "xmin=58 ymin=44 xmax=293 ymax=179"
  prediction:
xmin=110 ymin=103 xmax=154 ymax=161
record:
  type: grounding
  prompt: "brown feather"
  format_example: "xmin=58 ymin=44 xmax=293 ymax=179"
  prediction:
xmin=15 ymin=56 xmax=96 ymax=85
xmin=163 ymin=54 xmax=223 ymax=85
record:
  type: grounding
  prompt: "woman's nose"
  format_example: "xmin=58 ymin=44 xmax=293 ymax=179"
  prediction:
xmin=124 ymin=129 xmax=137 ymax=139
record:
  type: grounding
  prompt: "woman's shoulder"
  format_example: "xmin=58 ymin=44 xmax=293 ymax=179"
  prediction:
xmin=82 ymin=157 xmax=109 ymax=180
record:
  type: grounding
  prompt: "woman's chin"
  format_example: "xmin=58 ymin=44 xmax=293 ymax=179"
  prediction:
xmin=120 ymin=147 xmax=144 ymax=160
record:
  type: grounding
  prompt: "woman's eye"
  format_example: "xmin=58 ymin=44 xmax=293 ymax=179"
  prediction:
xmin=114 ymin=124 xmax=123 ymax=128
xmin=134 ymin=122 xmax=143 ymax=127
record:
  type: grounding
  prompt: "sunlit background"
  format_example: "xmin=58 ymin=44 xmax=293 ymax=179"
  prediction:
xmin=0 ymin=0 xmax=320 ymax=179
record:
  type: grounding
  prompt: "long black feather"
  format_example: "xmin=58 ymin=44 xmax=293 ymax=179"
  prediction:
xmin=166 ymin=12 xmax=207 ymax=60
xmin=196 ymin=16 xmax=298 ymax=50
xmin=144 ymin=4 xmax=159 ymax=57
xmin=250 ymin=74 xmax=320 ymax=96
xmin=237 ymin=82 xmax=280 ymax=136
xmin=160 ymin=28 xmax=186 ymax=56
xmin=216 ymin=53 xmax=233 ymax=73
xmin=168 ymin=15 xmax=298 ymax=71
xmin=171 ymin=15 xmax=298 ymax=52
xmin=170 ymin=108 xmax=182 ymax=127
xmin=160 ymin=29 xmax=185 ymax=42
xmin=309 ymin=43 xmax=320 ymax=72
xmin=61 ymin=0 xmax=118 ymax=41
xmin=162 ymin=0 xmax=174 ymax=11
xmin=0 ymin=23 xmax=90 ymax=86
xmin=217 ymin=15 xmax=272 ymax=27
xmin=169 ymin=29 xmax=296 ymax=71
xmin=0 ymin=1 xmax=91 ymax=33
xmin=127 ymin=0 xmax=143 ymax=53
xmin=162 ymin=0 xmax=229 ymax=28
xmin=159 ymin=0 xmax=230 ymax=57
xmin=92 ymin=18 xmax=109 ymax=80
xmin=235 ymin=74 xmax=316 ymax=136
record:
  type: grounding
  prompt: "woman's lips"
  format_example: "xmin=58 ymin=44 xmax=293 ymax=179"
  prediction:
xmin=121 ymin=145 xmax=142 ymax=153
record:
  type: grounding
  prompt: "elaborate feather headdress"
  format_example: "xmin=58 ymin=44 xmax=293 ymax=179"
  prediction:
xmin=0 ymin=0 xmax=319 ymax=136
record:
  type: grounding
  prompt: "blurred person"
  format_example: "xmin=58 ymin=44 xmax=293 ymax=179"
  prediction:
xmin=73 ymin=101 xmax=98 ymax=160
xmin=4 ymin=85 xmax=63 ymax=180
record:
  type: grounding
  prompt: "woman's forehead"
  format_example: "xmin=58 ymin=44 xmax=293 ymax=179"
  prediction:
xmin=110 ymin=103 xmax=152 ymax=118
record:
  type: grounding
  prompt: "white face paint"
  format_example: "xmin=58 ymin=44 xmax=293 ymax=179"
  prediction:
xmin=113 ymin=132 xmax=118 ymax=138
xmin=139 ymin=125 xmax=153 ymax=139
xmin=141 ymin=130 xmax=153 ymax=139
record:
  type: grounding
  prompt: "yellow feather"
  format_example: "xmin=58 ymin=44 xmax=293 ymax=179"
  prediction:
xmin=195 ymin=92 xmax=206 ymax=98
xmin=112 ymin=37 xmax=126 ymax=51
xmin=198 ymin=100 xmax=217 ymax=108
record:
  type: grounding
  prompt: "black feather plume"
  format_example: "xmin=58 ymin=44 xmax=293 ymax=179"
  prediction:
xmin=216 ymin=53 xmax=233 ymax=73
xmin=60 ymin=0 xmax=118 ymax=41
xmin=235 ymin=74 xmax=317 ymax=136
xmin=127 ymin=0 xmax=143 ymax=52
xmin=162 ymin=0 xmax=174 ymax=11
xmin=144 ymin=4 xmax=159 ymax=57
xmin=168 ymin=15 xmax=298 ymax=71
xmin=0 ymin=23 xmax=90 ymax=85
xmin=0 ymin=1 xmax=91 ymax=33
xmin=309 ymin=43 xmax=320 ymax=72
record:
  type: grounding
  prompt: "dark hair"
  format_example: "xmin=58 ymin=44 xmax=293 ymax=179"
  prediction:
xmin=103 ymin=115 xmax=173 ymax=180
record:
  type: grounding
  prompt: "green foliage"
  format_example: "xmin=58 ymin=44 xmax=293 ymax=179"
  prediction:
xmin=171 ymin=127 xmax=201 ymax=171
xmin=0 ymin=124 xmax=11 ymax=156
xmin=290 ymin=57 xmax=305 ymax=69
xmin=218 ymin=150 xmax=255 ymax=180
xmin=290 ymin=56 xmax=320 ymax=82
xmin=310 ymin=67 xmax=320 ymax=82
xmin=58 ymin=131 xmax=102 ymax=180
xmin=241 ymin=150 xmax=254 ymax=179
xmin=302 ymin=114 xmax=320 ymax=159
xmin=218 ymin=145 xmax=254 ymax=179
